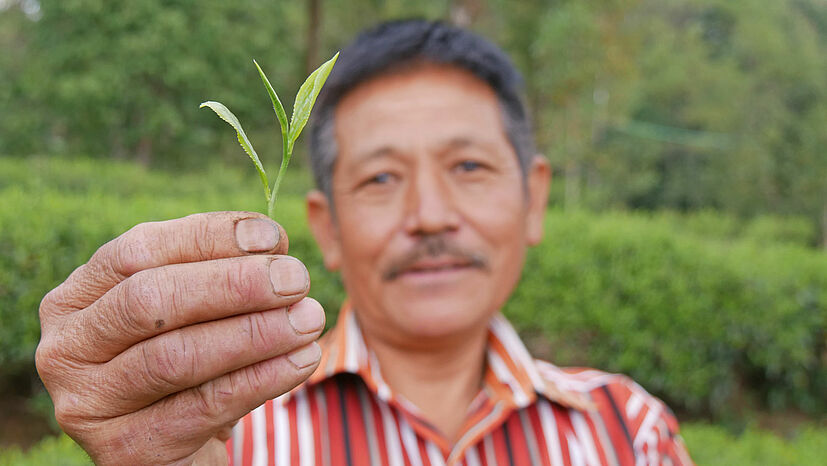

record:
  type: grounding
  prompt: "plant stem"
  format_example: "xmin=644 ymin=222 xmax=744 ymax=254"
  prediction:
xmin=267 ymin=124 xmax=292 ymax=219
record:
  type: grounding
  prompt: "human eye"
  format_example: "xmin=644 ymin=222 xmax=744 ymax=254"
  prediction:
xmin=460 ymin=160 xmax=481 ymax=171
xmin=357 ymin=171 xmax=397 ymax=190
xmin=453 ymin=159 xmax=489 ymax=174
xmin=371 ymin=172 xmax=394 ymax=184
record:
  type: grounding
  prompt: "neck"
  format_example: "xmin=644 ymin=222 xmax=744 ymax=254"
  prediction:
xmin=360 ymin=318 xmax=490 ymax=441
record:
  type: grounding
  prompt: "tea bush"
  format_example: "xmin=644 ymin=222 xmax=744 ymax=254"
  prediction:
xmin=0 ymin=434 xmax=91 ymax=466
xmin=509 ymin=210 xmax=826 ymax=417
xmin=1 ymin=157 xmax=824 ymax=421
xmin=680 ymin=423 xmax=827 ymax=466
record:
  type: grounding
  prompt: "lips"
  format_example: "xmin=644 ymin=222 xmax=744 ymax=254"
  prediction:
xmin=401 ymin=256 xmax=474 ymax=275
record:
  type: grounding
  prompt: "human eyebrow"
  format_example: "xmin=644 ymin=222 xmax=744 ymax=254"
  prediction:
xmin=435 ymin=137 xmax=499 ymax=159
xmin=354 ymin=146 xmax=397 ymax=163
xmin=437 ymin=137 xmax=472 ymax=155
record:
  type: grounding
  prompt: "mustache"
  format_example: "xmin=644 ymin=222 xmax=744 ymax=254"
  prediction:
xmin=382 ymin=235 xmax=489 ymax=281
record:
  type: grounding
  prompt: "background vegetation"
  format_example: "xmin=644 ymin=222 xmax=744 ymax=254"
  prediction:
xmin=2 ymin=0 xmax=826 ymax=247
xmin=1 ymin=0 xmax=825 ymax=462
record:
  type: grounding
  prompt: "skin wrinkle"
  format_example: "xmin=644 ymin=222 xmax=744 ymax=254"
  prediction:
xmin=192 ymin=213 xmax=218 ymax=260
xmin=222 ymin=258 xmax=244 ymax=309
xmin=61 ymin=264 xmax=106 ymax=312
xmin=114 ymin=222 xmax=155 ymax=278
xmin=124 ymin=269 xmax=165 ymax=334
xmin=193 ymin=374 xmax=228 ymax=427
xmin=143 ymin=327 xmax=191 ymax=393
xmin=165 ymin=267 xmax=184 ymax=328
xmin=243 ymin=310 xmax=271 ymax=357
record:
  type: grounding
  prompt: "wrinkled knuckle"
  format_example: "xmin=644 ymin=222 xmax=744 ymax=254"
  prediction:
xmin=53 ymin=402 xmax=75 ymax=431
xmin=223 ymin=259 xmax=260 ymax=307
xmin=243 ymin=312 xmax=273 ymax=355
xmin=38 ymin=295 xmax=59 ymax=331
xmin=142 ymin=330 xmax=193 ymax=390
xmin=194 ymin=381 xmax=230 ymax=424
xmin=51 ymin=392 xmax=91 ymax=433
xmin=39 ymin=287 xmax=60 ymax=322
xmin=244 ymin=362 xmax=268 ymax=394
xmin=190 ymin=215 xmax=218 ymax=259
xmin=122 ymin=271 xmax=164 ymax=330
xmin=114 ymin=223 xmax=156 ymax=276
xmin=34 ymin=339 xmax=58 ymax=378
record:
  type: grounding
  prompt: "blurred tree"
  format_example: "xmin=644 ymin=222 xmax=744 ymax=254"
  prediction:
xmin=622 ymin=0 xmax=827 ymax=247
xmin=1 ymin=0 xmax=825 ymax=245
xmin=2 ymin=0 xmax=306 ymax=166
xmin=486 ymin=0 xmax=827 ymax=247
xmin=304 ymin=0 xmax=322 ymax=76
xmin=527 ymin=0 xmax=645 ymax=210
xmin=0 ymin=1 xmax=47 ymax=155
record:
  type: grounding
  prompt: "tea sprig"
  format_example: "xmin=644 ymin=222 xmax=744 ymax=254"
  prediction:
xmin=200 ymin=52 xmax=338 ymax=218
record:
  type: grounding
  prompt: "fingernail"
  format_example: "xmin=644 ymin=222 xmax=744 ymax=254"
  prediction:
xmin=288 ymin=299 xmax=325 ymax=334
xmin=235 ymin=218 xmax=279 ymax=252
xmin=287 ymin=342 xmax=321 ymax=369
xmin=269 ymin=257 xmax=308 ymax=296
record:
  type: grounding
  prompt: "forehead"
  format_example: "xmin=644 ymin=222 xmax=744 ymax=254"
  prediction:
xmin=332 ymin=64 xmax=511 ymax=165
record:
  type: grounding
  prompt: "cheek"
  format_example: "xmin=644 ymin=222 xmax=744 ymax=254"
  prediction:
xmin=459 ymin=184 xmax=528 ymax=245
xmin=336 ymin=202 xmax=404 ymax=273
xmin=459 ymin=184 xmax=529 ymax=282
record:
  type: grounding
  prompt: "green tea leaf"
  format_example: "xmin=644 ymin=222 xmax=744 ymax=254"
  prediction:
xmin=253 ymin=60 xmax=289 ymax=142
xmin=288 ymin=52 xmax=339 ymax=154
xmin=200 ymin=101 xmax=270 ymax=201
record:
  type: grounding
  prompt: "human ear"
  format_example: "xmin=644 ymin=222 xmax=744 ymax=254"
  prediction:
xmin=525 ymin=155 xmax=551 ymax=246
xmin=306 ymin=190 xmax=342 ymax=271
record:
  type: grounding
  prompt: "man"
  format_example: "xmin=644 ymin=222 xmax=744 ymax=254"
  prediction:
xmin=36 ymin=20 xmax=692 ymax=465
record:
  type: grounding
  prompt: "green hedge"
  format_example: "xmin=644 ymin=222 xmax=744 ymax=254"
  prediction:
xmin=508 ymin=211 xmax=826 ymax=418
xmin=0 ymin=434 xmax=91 ymax=466
xmin=680 ymin=423 xmax=827 ymax=466
xmin=1 ymin=157 xmax=824 ymax=421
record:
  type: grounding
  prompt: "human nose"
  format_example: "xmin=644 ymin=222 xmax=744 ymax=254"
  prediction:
xmin=402 ymin=166 xmax=460 ymax=235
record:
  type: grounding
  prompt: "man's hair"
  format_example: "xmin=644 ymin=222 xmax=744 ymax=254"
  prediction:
xmin=308 ymin=19 xmax=536 ymax=200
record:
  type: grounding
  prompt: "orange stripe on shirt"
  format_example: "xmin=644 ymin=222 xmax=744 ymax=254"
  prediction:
xmin=229 ymin=303 xmax=694 ymax=466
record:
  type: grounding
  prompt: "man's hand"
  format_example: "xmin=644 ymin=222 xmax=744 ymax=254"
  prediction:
xmin=35 ymin=212 xmax=325 ymax=465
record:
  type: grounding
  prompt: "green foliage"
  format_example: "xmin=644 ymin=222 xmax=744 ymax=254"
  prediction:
xmin=202 ymin=54 xmax=337 ymax=218
xmin=650 ymin=210 xmax=817 ymax=247
xmin=2 ymin=157 xmax=824 ymax=422
xmin=482 ymin=0 xmax=827 ymax=244
xmin=0 ymin=434 xmax=91 ymax=466
xmin=287 ymin=53 xmax=338 ymax=154
xmin=0 ymin=0 xmax=307 ymax=165
xmin=198 ymin=100 xmax=270 ymax=201
xmin=508 ymin=210 xmax=827 ymax=417
xmin=681 ymin=423 xmax=827 ymax=466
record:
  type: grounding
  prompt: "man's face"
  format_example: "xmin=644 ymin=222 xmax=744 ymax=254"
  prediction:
xmin=307 ymin=64 xmax=550 ymax=346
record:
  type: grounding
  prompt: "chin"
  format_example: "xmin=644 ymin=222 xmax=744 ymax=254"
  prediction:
xmin=385 ymin=293 xmax=491 ymax=340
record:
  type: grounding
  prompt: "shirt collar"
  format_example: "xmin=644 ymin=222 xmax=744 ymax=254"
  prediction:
xmin=304 ymin=301 xmax=593 ymax=412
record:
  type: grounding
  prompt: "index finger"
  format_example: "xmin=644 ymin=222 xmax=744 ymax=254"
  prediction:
xmin=44 ymin=211 xmax=288 ymax=318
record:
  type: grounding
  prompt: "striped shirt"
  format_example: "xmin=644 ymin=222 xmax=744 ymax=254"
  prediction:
xmin=228 ymin=305 xmax=693 ymax=465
